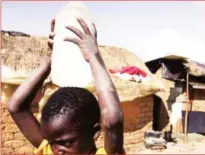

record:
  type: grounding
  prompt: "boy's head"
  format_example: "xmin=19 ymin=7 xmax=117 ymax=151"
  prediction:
xmin=41 ymin=87 xmax=101 ymax=154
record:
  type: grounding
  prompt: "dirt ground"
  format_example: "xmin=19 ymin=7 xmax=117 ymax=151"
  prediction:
xmin=127 ymin=133 xmax=205 ymax=154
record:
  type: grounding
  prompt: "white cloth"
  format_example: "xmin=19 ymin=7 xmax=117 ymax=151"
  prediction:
xmin=170 ymin=101 xmax=183 ymax=125
xmin=115 ymin=73 xmax=146 ymax=82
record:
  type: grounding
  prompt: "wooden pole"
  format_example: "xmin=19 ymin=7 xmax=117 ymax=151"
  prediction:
xmin=184 ymin=73 xmax=189 ymax=143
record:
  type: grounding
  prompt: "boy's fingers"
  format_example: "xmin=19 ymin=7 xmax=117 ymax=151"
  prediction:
xmin=48 ymin=39 xmax=54 ymax=49
xmin=51 ymin=18 xmax=55 ymax=32
xmin=64 ymin=37 xmax=79 ymax=45
xmin=66 ymin=26 xmax=84 ymax=39
xmin=77 ymin=18 xmax=91 ymax=36
xmin=91 ymin=23 xmax=97 ymax=40
xmin=49 ymin=32 xmax=55 ymax=39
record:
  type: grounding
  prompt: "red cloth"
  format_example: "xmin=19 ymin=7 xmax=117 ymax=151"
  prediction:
xmin=109 ymin=66 xmax=147 ymax=77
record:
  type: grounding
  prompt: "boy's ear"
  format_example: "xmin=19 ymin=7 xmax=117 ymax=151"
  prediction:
xmin=93 ymin=123 xmax=101 ymax=141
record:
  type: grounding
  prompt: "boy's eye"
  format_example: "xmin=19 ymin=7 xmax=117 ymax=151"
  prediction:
xmin=48 ymin=140 xmax=53 ymax=145
xmin=52 ymin=139 xmax=75 ymax=148
xmin=64 ymin=141 xmax=72 ymax=147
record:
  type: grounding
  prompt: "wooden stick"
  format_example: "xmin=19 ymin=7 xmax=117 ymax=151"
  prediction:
xmin=184 ymin=73 xmax=189 ymax=143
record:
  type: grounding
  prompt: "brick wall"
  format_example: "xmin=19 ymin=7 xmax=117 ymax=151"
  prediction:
xmin=96 ymin=95 xmax=154 ymax=153
xmin=1 ymin=83 xmax=154 ymax=154
xmin=2 ymin=103 xmax=36 ymax=154
xmin=1 ymin=84 xmax=35 ymax=154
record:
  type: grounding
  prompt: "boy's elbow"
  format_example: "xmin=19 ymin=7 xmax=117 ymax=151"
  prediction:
xmin=98 ymin=90 xmax=123 ymax=128
xmin=7 ymin=98 xmax=20 ymax=113
xmin=103 ymin=109 xmax=123 ymax=128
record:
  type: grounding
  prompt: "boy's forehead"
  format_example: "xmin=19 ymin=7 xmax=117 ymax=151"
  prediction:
xmin=42 ymin=116 xmax=72 ymax=133
xmin=44 ymin=115 xmax=73 ymax=128
xmin=41 ymin=116 xmax=81 ymax=140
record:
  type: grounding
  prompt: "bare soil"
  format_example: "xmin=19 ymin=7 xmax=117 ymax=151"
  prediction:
xmin=127 ymin=133 xmax=205 ymax=154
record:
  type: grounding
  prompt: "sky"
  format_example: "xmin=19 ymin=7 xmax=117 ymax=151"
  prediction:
xmin=2 ymin=1 xmax=205 ymax=63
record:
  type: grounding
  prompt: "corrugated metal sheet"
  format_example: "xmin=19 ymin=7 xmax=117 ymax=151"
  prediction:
xmin=146 ymin=54 xmax=205 ymax=82
xmin=182 ymin=111 xmax=205 ymax=133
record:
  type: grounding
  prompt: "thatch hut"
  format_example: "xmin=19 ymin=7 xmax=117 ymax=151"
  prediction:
xmin=1 ymin=31 xmax=162 ymax=154
xmin=145 ymin=55 xmax=205 ymax=134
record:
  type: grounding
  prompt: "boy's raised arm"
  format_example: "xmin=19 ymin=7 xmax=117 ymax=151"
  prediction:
xmin=7 ymin=19 xmax=55 ymax=148
xmin=89 ymin=52 xmax=124 ymax=154
xmin=7 ymin=60 xmax=51 ymax=148
xmin=64 ymin=18 xmax=124 ymax=154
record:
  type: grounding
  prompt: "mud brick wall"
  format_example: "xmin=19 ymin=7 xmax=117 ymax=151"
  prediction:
xmin=2 ymin=83 xmax=154 ymax=154
xmin=1 ymin=83 xmax=35 ymax=154
xmin=96 ymin=95 xmax=154 ymax=153
xmin=2 ymin=102 xmax=36 ymax=154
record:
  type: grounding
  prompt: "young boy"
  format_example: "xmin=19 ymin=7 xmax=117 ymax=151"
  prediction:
xmin=7 ymin=18 xmax=125 ymax=154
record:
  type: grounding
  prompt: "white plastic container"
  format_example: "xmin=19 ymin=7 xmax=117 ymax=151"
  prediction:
xmin=51 ymin=2 xmax=94 ymax=87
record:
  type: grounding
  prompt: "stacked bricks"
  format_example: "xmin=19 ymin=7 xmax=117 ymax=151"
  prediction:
xmin=1 ymin=84 xmax=35 ymax=154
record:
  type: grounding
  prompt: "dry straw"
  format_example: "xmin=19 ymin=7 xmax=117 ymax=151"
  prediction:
xmin=1 ymin=32 xmax=163 ymax=120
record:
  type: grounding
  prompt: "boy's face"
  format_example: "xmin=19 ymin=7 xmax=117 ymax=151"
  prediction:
xmin=41 ymin=115 xmax=95 ymax=154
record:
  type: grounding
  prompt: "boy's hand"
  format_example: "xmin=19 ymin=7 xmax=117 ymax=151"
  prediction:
xmin=64 ymin=18 xmax=98 ymax=62
xmin=48 ymin=18 xmax=55 ymax=50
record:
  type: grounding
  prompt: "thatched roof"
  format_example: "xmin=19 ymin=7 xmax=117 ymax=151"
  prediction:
xmin=1 ymin=30 xmax=31 ymax=37
xmin=1 ymin=32 xmax=51 ymax=84
xmin=98 ymin=46 xmax=164 ymax=100
xmin=1 ymin=31 xmax=163 ymax=101
xmin=184 ymin=60 xmax=205 ymax=77
xmin=146 ymin=54 xmax=205 ymax=78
